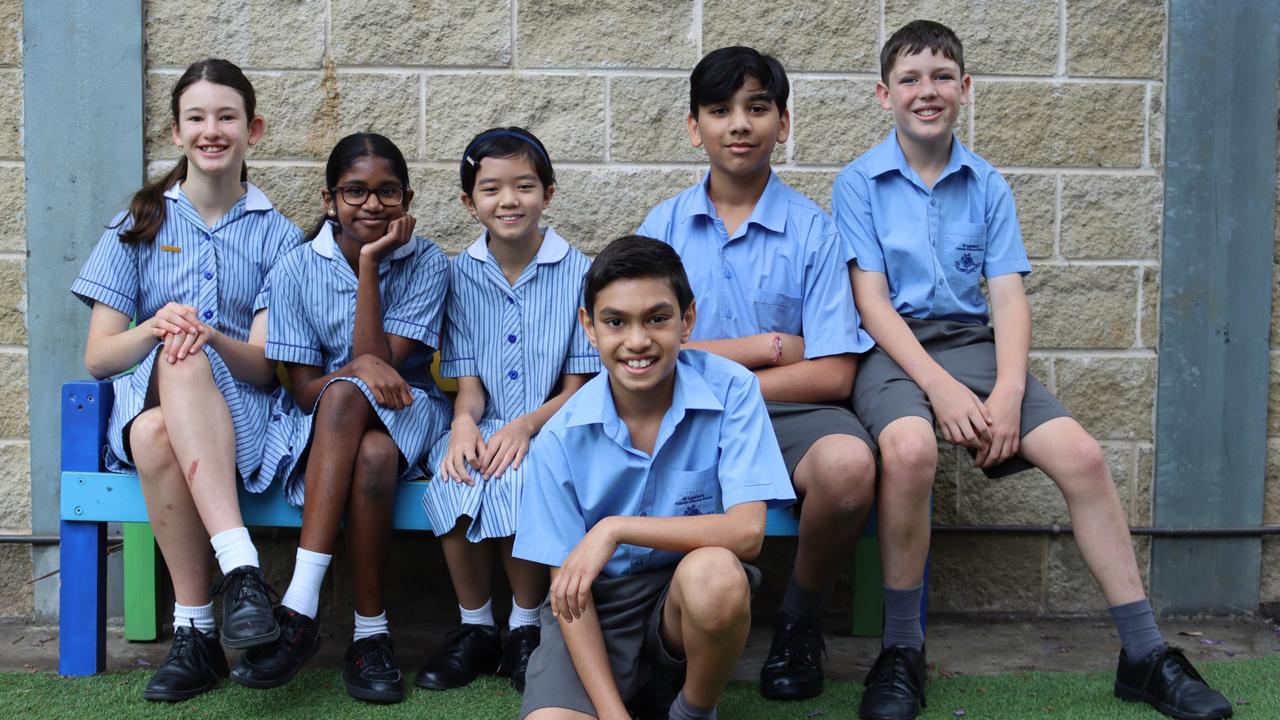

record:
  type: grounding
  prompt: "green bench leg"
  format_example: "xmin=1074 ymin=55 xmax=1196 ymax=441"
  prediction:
xmin=851 ymin=536 xmax=885 ymax=637
xmin=123 ymin=522 xmax=159 ymax=641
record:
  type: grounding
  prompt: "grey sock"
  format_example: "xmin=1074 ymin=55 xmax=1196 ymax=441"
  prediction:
xmin=1109 ymin=598 xmax=1165 ymax=659
xmin=882 ymin=584 xmax=925 ymax=650
xmin=781 ymin=575 xmax=828 ymax=619
xmin=668 ymin=689 xmax=716 ymax=720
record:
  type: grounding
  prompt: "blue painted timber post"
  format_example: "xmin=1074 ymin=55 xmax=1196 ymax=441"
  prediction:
xmin=59 ymin=382 xmax=114 ymax=675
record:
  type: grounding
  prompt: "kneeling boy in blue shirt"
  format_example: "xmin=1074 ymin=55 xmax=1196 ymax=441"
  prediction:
xmin=833 ymin=20 xmax=1232 ymax=720
xmin=514 ymin=236 xmax=795 ymax=720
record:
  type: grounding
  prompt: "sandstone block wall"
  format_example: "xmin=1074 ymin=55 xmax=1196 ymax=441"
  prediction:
xmin=3 ymin=0 xmax=1279 ymax=619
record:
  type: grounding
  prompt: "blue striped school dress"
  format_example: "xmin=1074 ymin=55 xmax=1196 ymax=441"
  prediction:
xmin=423 ymin=227 xmax=600 ymax=541
xmin=71 ymin=183 xmax=302 ymax=479
xmin=258 ymin=221 xmax=453 ymax=506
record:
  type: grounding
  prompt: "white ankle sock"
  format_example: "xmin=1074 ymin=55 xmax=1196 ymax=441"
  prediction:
xmin=354 ymin=611 xmax=389 ymax=642
xmin=209 ymin=527 xmax=259 ymax=575
xmin=279 ymin=548 xmax=332 ymax=620
xmin=509 ymin=596 xmax=541 ymax=631
xmin=460 ymin=599 xmax=495 ymax=627
xmin=174 ymin=601 xmax=216 ymax=636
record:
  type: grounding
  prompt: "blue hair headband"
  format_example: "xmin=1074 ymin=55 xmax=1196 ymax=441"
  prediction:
xmin=460 ymin=129 xmax=549 ymax=174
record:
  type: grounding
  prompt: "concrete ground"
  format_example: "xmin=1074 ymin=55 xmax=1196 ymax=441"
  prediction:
xmin=4 ymin=614 xmax=1277 ymax=681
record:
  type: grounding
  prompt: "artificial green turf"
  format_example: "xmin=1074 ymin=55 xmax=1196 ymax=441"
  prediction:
xmin=0 ymin=655 xmax=1275 ymax=719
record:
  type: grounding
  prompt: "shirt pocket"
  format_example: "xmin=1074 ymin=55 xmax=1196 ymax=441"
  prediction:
xmin=939 ymin=222 xmax=987 ymax=280
xmin=656 ymin=465 xmax=721 ymax=518
xmin=750 ymin=288 xmax=803 ymax=334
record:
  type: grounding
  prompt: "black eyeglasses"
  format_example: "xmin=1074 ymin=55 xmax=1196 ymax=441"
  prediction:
xmin=331 ymin=185 xmax=406 ymax=206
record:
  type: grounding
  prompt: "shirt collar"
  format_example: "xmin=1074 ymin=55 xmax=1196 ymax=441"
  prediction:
xmin=566 ymin=352 xmax=724 ymax=430
xmin=162 ymin=182 xmax=274 ymax=211
xmin=309 ymin=220 xmax=417 ymax=261
xmin=465 ymin=226 xmax=570 ymax=265
xmin=865 ymin=129 xmax=978 ymax=181
xmin=679 ymin=172 xmax=788 ymax=235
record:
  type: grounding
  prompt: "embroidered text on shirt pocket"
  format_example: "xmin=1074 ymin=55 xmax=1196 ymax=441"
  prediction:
xmin=750 ymin=288 xmax=803 ymax=334
xmin=941 ymin=222 xmax=987 ymax=276
xmin=659 ymin=466 xmax=721 ymax=518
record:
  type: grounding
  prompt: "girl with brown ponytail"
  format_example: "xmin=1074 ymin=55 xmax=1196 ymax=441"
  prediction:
xmin=71 ymin=58 xmax=301 ymax=702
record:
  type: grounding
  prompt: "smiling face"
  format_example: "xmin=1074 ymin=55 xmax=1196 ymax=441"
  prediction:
xmin=461 ymin=153 xmax=554 ymax=247
xmin=580 ymin=276 xmax=696 ymax=402
xmin=322 ymin=155 xmax=413 ymax=247
xmin=170 ymin=80 xmax=264 ymax=180
xmin=688 ymin=75 xmax=790 ymax=180
xmin=877 ymin=48 xmax=970 ymax=155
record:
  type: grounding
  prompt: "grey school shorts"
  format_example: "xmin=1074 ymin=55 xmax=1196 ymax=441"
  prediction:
xmin=766 ymin=401 xmax=877 ymax=477
xmin=518 ymin=569 xmax=683 ymax=719
xmin=853 ymin=317 xmax=1070 ymax=479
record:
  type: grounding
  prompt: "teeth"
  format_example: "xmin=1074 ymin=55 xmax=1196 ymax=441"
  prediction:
xmin=916 ymin=109 xmax=940 ymax=117
xmin=625 ymin=358 xmax=654 ymax=369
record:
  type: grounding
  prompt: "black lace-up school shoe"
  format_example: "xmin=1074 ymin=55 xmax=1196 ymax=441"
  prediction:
xmin=229 ymin=606 xmax=321 ymax=689
xmin=142 ymin=624 xmax=230 ymax=702
xmin=858 ymin=645 xmax=927 ymax=720
xmin=496 ymin=625 xmax=541 ymax=693
xmin=211 ymin=565 xmax=280 ymax=649
xmin=343 ymin=633 xmax=405 ymax=703
xmin=1115 ymin=646 xmax=1233 ymax=719
xmin=414 ymin=624 xmax=502 ymax=690
xmin=759 ymin=609 xmax=826 ymax=699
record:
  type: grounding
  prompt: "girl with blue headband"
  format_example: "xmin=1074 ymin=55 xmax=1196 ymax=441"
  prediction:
xmin=418 ymin=127 xmax=600 ymax=694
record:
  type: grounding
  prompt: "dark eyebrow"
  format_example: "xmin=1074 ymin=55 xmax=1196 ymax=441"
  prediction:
xmin=597 ymin=300 xmax=676 ymax=318
xmin=747 ymin=92 xmax=774 ymax=102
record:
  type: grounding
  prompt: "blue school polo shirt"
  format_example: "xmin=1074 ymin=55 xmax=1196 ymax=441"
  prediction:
xmin=637 ymin=173 xmax=873 ymax=358
xmin=832 ymin=130 xmax=1031 ymax=326
xmin=513 ymin=349 xmax=795 ymax=578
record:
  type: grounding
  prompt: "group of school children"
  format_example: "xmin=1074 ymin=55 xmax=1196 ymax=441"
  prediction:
xmin=70 ymin=18 xmax=1233 ymax=720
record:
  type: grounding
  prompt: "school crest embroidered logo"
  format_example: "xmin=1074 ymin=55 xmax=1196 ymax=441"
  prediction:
xmin=682 ymin=505 xmax=704 ymax=516
xmin=954 ymin=252 xmax=980 ymax=274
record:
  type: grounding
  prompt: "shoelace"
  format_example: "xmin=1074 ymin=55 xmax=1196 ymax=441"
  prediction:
xmin=777 ymin=620 xmax=826 ymax=667
xmin=354 ymin=637 xmax=397 ymax=675
xmin=1140 ymin=646 xmax=1206 ymax=691
xmin=165 ymin=621 xmax=209 ymax=665
xmin=865 ymin=647 xmax=913 ymax=690
xmin=210 ymin=567 xmax=280 ymax=606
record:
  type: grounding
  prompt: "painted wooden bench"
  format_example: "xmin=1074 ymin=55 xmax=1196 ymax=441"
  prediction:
xmin=59 ymin=378 xmax=923 ymax=676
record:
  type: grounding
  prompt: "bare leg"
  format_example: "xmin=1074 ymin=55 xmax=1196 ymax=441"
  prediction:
xmin=153 ymin=351 xmax=242 ymax=535
xmin=441 ymin=529 xmax=494 ymax=610
xmin=131 ymin=407 xmax=212 ymax=606
xmin=790 ymin=434 xmax=876 ymax=592
xmin=663 ymin=547 xmax=752 ymax=710
xmin=525 ymin=711 xmax=594 ymax=720
xmin=346 ymin=430 xmax=399 ymax=617
xmin=297 ymin=382 xmax=374 ymax=554
xmin=1020 ymin=417 xmax=1146 ymax=605
xmin=497 ymin=536 xmax=549 ymax=610
xmin=876 ymin=417 xmax=937 ymax=588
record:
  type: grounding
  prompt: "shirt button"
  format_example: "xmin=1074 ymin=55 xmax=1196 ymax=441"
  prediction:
xmin=508 ymin=370 xmax=518 ymax=380
xmin=507 ymin=334 xmax=517 ymax=344
xmin=202 ymin=232 xmax=211 ymax=241
xmin=202 ymin=310 xmax=213 ymax=320
xmin=930 ymin=198 xmax=938 ymax=207
xmin=722 ymin=269 xmax=732 ymax=279
xmin=506 ymin=297 xmax=514 ymax=305
xmin=203 ymin=271 xmax=213 ymax=280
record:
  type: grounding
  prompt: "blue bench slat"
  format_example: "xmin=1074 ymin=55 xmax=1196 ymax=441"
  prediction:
xmin=61 ymin=470 xmax=800 ymax=535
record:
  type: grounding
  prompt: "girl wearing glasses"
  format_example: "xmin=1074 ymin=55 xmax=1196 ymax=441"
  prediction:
xmin=237 ymin=132 xmax=450 ymax=703
xmin=72 ymin=59 xmax=300 ymax=702
xmin=416 ymin=127 xmax=598 ymax=695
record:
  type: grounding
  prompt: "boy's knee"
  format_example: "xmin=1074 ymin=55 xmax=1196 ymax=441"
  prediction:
xmin=1063 ymin=433 xmax=1108 ymax=484
xmin=798 ymin=436 xmax=876 ymax=513
xmin=879 ymin=421 xmax=938 ymax=479
xmin=675 ymin=548 xmax=750 ymax=632
xmin=355 ymin=432 xmax=399 ymax=499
